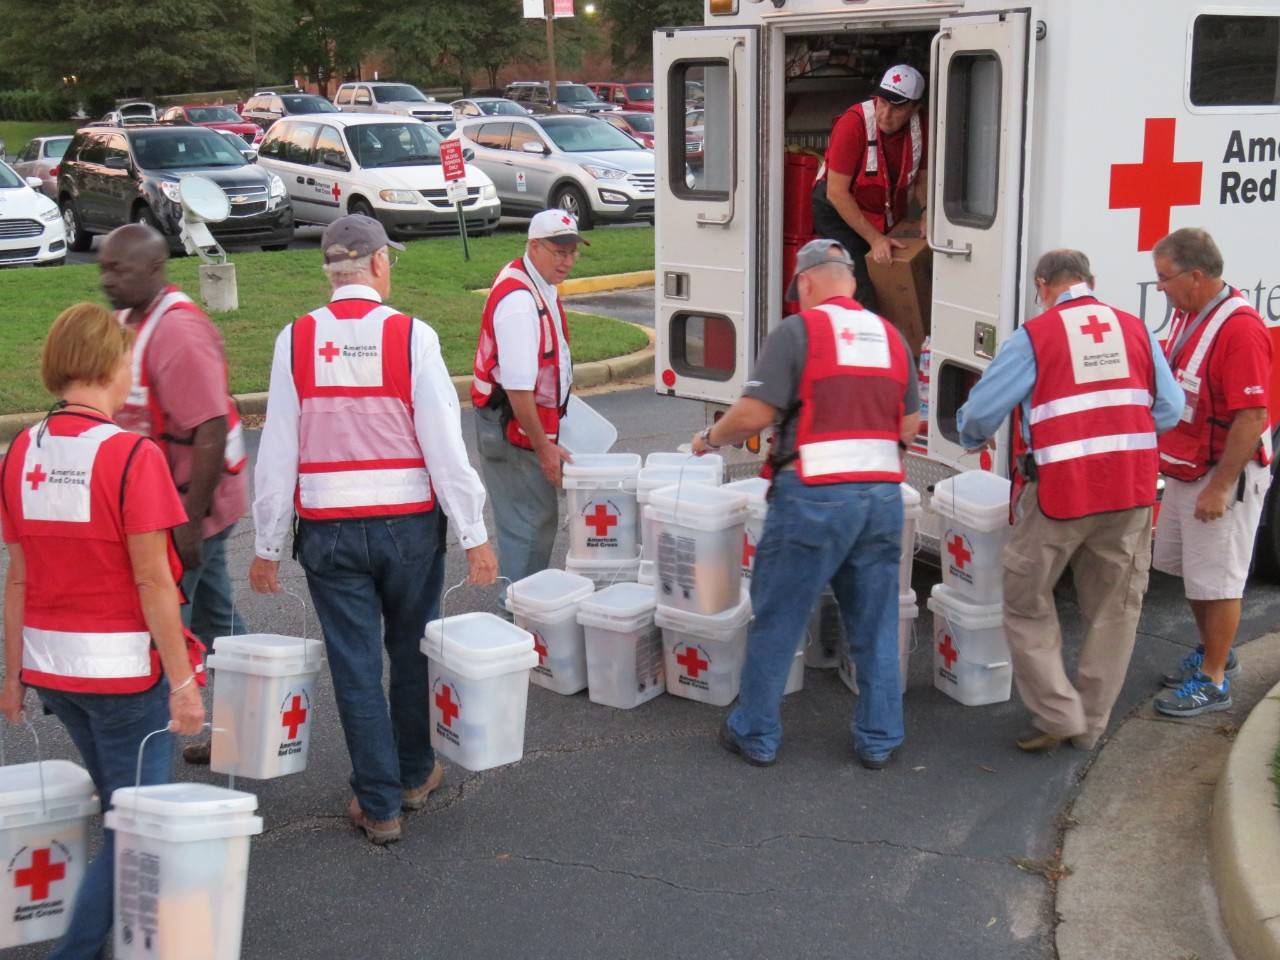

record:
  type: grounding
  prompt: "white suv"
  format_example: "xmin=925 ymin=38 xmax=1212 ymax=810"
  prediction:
xmin=333 ymin=83 xmax=453 ymax=122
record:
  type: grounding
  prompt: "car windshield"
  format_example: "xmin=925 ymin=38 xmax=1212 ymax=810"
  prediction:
xmin=540 ymin=117 xmax=639 ymax=152
xmin=482 ymin=100 xmax=526 ymax=116
xmin=346 ymin=122 xmax=441 ymax=167
xmin=626 ymin=84 xmax=654 ymax=101
xmin=44 ymin=138 xmax=72 ymax=159
xmin=625 ymin=113 xmax=654 ymax=132
xmin=132 ymin=130 xmax=247 ymax=169
xmin=0 ymin=162 xmax=22 ymax=189
xmin=187 ymin=107 xmax=243 ymax=124
xmin=282 ymin=95 xmax=338 ymax=113
xmin=557 ymin=85 xmax=603 ymax=104
xmin=373 ymin=84 xmax=428 ymax=103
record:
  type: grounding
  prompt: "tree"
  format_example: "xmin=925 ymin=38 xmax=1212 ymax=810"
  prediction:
xmin=597 ymin=0 xmax=702 ymax=69
xmin=269 ymin=0 xmax=380 ymax=97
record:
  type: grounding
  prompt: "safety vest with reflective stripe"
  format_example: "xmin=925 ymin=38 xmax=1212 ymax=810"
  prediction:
xmin=794 ymin=298 xmax=908 ymax=485
xmin=291 ymin=299 xmax=434 ymax=520
xmin=472 ymin=258 xmax=570 ymax=450
xmin=117 ymin=287 xmax=247 ymax=474
xmin=1 ymin=415 xmax=175 ymax=694
xmin=852 ymin=100 xmax=923 ymax=234
xmin=1159 ymin=289 xmax=1274 ymax=482
xmin=1023 ymin=292 xmax=1158 ymax=520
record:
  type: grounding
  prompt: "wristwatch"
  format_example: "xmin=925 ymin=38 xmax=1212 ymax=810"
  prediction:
xmin=699 ymin=425 xmax=721 ymax=449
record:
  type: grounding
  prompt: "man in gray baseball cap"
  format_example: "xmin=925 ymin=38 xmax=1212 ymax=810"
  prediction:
xmin=320 ymin=213 xmax=405 ymax=263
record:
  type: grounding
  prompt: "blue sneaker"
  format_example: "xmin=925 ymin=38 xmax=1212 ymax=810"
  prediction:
xmin=1153 ymin=673 xmax=1233 ymax=718
xmin=1161 ymin=647 xmax=1240 ymax=688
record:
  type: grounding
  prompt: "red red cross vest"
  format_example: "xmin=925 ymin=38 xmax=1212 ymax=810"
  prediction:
xmin=291 ymin=297 xmax=435 ymax=520
xmin=1159 ymin=289 xmax=1274 ymax=482
xmin=845 ymin=100 xmax=923 ymax=234
xmin=472 ymin=259 xmax=570 ymax=450
xmin=0 ymin=414 xmax=186 ymax=693
xmin=1022 ymin=291 xmax=1159 ymax=520
xmin=117 ymin=287 xmax=247 ymax=474
xmin=793 ymin=297 xmax=909 ymax=484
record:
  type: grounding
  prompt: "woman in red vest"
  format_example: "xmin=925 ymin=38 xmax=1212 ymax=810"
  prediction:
xmin=0 ymin=304 xmax=204 ymax=960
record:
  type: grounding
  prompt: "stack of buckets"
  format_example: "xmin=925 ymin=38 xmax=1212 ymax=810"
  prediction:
xmin=926 ymin=470 xmax=1015 ymax=706
xmin=577 ymin=582 xmax=665 ymax=709
xmin=636 ymin=452 xmax=723 ymax=585
xmin=563 ymin=453 xmax=643 ymax=587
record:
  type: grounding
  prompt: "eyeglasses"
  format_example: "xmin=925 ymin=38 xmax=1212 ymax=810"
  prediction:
xmin=384 ymin=249 xmax=399 ymax=269
xmin=1155 ymin=268 xmax=1190 ymax=286
xmin=541 ymin=241 xmax=580 ymax=261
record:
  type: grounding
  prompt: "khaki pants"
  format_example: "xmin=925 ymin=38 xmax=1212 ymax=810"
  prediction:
xmin=1002 ymin=483 xmax=1153 ymax=742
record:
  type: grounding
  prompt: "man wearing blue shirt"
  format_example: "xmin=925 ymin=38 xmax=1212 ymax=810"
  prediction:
xmin=957 ymin=250 xmax=1182 ymax=752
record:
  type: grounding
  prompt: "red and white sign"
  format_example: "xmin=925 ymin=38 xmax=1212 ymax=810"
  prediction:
xmin=440 ymin=138 xmax=468 ymax=205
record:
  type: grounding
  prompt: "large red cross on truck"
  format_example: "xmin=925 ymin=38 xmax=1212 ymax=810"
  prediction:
xmin=1109 ymin=117 xmax=1203 ymax=253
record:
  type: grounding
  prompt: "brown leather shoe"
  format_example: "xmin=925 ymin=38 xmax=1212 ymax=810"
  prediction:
xmin=182 ymin=739 xmax=212 ymax=765
xmin=401 ymin=763 xmax=444 ymax=812
xmin=1070 ymin=734 xmax=1099 ymax=751
xmin=347 ymin=797 xmax=402 ymax=844
xmin=1016 ymin=731 xmax=1067 ymax=753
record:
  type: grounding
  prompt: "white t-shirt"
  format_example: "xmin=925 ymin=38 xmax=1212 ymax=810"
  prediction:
xmin=492 ymin=256 xmax=573 ymax=399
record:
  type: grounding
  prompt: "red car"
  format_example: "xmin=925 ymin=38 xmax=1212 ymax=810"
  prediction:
xmin=602 ymin=111 xmax=655 ymax=149
xmin=587 ymin=82 xmax=655 ymax=113
xmin=158 ymin=104 xmax=262 ymax=145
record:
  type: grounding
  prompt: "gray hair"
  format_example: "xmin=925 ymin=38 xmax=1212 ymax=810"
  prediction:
xmin=322 ymin=252 xmax=374 ymax=285
xmin=1034 ymin=249 xmax=1094 ymax=286
xmin=1153 ymin=228 xmax=1224 ymax=279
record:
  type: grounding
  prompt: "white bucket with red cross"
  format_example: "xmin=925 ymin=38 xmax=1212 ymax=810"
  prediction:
xmin=564 ymin=453 xmax=642 ymax=562
xmin=655 ymin=588 xmax=752 ymax=707
xmin=930 ymin=471 xmax=1012 ymax=605
xmin=0 ymin=757 xmax=98 ymax=949
xmin=578 ymin=582 xmax=666 ymax=710
xmin=927 ymin=583 xmax=1012 ymax=707
xmin=422 ymin=612 xmax=538 ymax=771
xmin=723 ymin=477 xmax=770 ymax=580
xmin=206 ymin=634 xmax=325 ymax=780
xmin=837 ymin=590 xmax=919 ymax=695
xmin=637 ymin=454 xmax=723 ymax=578
xmin=507 ymin=569 xmax=596 ymax=696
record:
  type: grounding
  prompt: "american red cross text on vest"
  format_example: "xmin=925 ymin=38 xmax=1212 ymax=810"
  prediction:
xmin=677 ymin=645 xmax=709 ymax=678
xmin=1079 ymin=314 xmax=1111 ymax=344
xmin=281 ymin=695 xmax=307 ymax=740
xmin=946 ymin=534 xmax=972 ymax=571
xmin=585 ymin=504 xmax=618 ymax=537
xmin=318 ymin=341 xmax=340 ymax=363
xmin=938 ymin=634 xmax=958 ymax=671
xmin=15 ymin=848 xmax=65 ymax=901
xmin=742 ymin=532 xmax=756 ymax=568
xmin=25 ymin=464 xmax=47 ymax=490
xmin=1109 ymin=118 xmax=1203 ymax=252
xmin=533 ymin=633 xmax=548 ymax=666
xmin=435 ymin=685 xmax=460 ymax=727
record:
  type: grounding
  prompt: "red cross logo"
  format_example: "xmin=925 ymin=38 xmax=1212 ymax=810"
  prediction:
xmin=532 ymin=633 xmax=548 ymax=666
xmin=741 ymin=531 xmax=757 ymax=568
xmin=676 ymin=644 xmax=709 ymax=678
xmin=938 ymin=633 xmax=958 ymax=671
xmin=435 ymin=684 xmax=459 ymax=727
xmin=26 ymin=464 xmax=47 ymax=490
xmin=1079 ymin=314 xmax=1111 ymax=344
xmin=561 ymin=214 xmax=572 ymax=226
xmin=318 ymin=341 xmax=341 ymax=363
xmin=15 ymin=848 xmax=65 ymax=901
xmin=892 ymin=73 xmax=903 ymax=84
xmin=585 ymin=504 xmax=618 ymax=537
xmin=839 ymin=328 xmax=857 ymax=345
xmin=331 ymin=182 xmax=342 ymax=202
xmin=281 ymin=695 xmax=307 ymax=740
xmin=1109 ymin=118 xmax=1203 ymax=252
xmin=946 ymin=534 xmax=972 ymax=571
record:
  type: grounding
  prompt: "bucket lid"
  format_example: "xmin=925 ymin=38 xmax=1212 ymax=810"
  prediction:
xmin=110 ymin=782 xmax=259 ymax=818
xmin=645 ymin=451 xmax=723 ymax=472
xmin=927 ymin=583 xmax=1004 ymax=629
xmin=724 ymin=477 xmax=770 ymax=518
xmin=0 ymin=760 xmax=96 ymax=811
xmin=648 ymin=482 xmax=748 ymax=524
xmin=900 ymin=589 xmax=918 ymax=618
xmin=562 ymin=452 xmax=641 ymax=484
xmin=579 ymin=582 xmax=655 ymax=620
xmin=508 ymin=569 xmax=595 ymax=615
xmin=930 ymin=470 xmax=1011 ymax=531
xmin=901 ymin=482 xmax=921 ymax=508
xmin=565 ymin=554 xmax=641 ymax=573
xmin=210 ymin=633 xmax=322 ymax=661
xmin=423 ymin=612 xmax=535 ymax=668
xmin=654 ymin=587 xmax=752 ymax=635
xmin=636 ymin=456 xmax=723 ymax=496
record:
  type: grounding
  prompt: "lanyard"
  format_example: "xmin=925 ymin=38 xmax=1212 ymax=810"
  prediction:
xmin=1169 ymin=285 xmax=1230 ymax=363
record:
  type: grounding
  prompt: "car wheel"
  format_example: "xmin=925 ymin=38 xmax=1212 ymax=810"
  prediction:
xmin=552 ymin=184 xmax=593 ymax=230
xmin=61 ymin=201 xmax=92 ymax=253
xmin=261 ymin=243 xmax=289 ymax=252
xmin=134 ymin=204 xmax=161 ymax=231
xmin=348 ymin=198 xmax=376 ymax=221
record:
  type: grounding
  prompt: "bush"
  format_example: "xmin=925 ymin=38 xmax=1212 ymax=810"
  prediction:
xmin=0 ymin=90 xmax=74 ymax=122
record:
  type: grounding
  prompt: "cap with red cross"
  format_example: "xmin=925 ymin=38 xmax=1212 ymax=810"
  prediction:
xmin=877 ymin=64 xmax=925 ymax=105
xmin=528 ymin=208 xmax=591 ymax=246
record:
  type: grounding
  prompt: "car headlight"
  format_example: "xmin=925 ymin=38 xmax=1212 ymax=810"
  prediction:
xmin=378 ymin=189 xmax=419 ymax=205
xmin=582 ymin=164 xmax=628 ymax=181
xmin=480 ymin=183 xmax=498 ymax=201
xmin=158 ymin=180 xmax=182 ymax=203
xmin=38 ymin=204 xmax=61 ymax=223
xmin=268 ymin=174 xmax=286 ymax=200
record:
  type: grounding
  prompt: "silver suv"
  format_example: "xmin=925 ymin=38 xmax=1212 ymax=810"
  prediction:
xmin=452 ymin=114 xmax=653 ymax=228
xmin=333 ymin=82 xmax=452 ymax=122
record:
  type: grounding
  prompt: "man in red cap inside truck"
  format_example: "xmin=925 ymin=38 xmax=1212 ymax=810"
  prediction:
xmin=811 ymin=64 xmax=928 ymax=313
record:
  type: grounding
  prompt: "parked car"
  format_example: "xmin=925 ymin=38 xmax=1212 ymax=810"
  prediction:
xmin=215 ymin=129 xmax=258 ymax=162
xmin=451 ymin=97 xmax=530 ymax=119
xmin=116 ymin=101 xmax=157 ymax=122
xmin=685 ymin=108 xmax=705 ymax=165
xmin=99 ymin=111 xmax=153 ymax=127
xmin=421 ymin=119 xmax=457 ymax=140
xmin=158 ymin=105 xmax=262 ymax=145
xmin=333 ymin=82 xmax=453 ymax=122
xmin=600 ymin=111 xmax=654 ymax=149
xmin=0 ymin=160 xmax=67 ymax=266
xmin=451 ymin=114 xmax=654 ymax=228
xmin=503 ymin=82 xmax=620 ymax=116
xmin=57 ymin=125 xmax=293 ymax=253
xmin=12 ymin=135 xmax=73 ymax=199
xmin=255 ymin=113 xmax=499 ymax=239
xmin=586 ymin=82 xmax=655 ymax=112
xmin=241 ymin=92 xmax=340 ymax=131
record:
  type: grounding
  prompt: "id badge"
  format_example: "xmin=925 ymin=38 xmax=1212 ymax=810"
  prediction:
xmin=1176 ymin=370 xmax=1200 ymax=423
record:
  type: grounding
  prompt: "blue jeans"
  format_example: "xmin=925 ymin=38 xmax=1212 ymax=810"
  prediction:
xmin=36 ymin=681 xmax=172 ymax=960
xmin=728 ymin=473 xmax=904 ymax=761
xmin=296 ymin=509 xmax=446 ymax=821
xmin=180 ymin=523 xmax=248 ymax=650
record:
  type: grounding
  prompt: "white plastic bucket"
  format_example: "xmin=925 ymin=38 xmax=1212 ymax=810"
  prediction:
xmin=557 ymin=395 xmax=617 ymax=455
xmin=563 ymin=453 xmax=642 ymax=561
xmin=422 ymin=612 xmax=538 ymax=771
xmin=637 ymin=455 xmax=722 ymax=573
xmin=578 ymin=582 xmax=665 ymax=709
xmin=901 ymin=483 xmax=922 ymax=593
xmin=656 ymin=588 xmax=752 ymax=707
xmin=927 ymin=582 xmax=1012 ymax=707
xmin=837 ymin=591 xmax=919 ymax=695
xmin=784 ymin=642 xmax=804 ymax=696
xmin=565 ymin=554 xmax=641 ymax=590
xmin=804 ymin=589 xmax=843 ymax=668
xmin=724 ymin=477 xmax=770 ymax=579
xmin=507 ymin=569 xmax=596 ymax=695
xmin=650 ymin=483 xmax=748 ymax=616
xmin=107 ymin=783 xmax=263 ymax=960
xmin=931 ymin=470 xmax=1012 ymax=605
xmin=206 ymin=634 xmax=325 ymax=780
xmin=0 ymin=759 xmax=98 ymax=949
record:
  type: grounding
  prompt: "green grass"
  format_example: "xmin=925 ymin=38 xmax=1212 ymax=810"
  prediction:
xmin=0 ymin=227 xmax=653 ymax=413
xmin=0 ymin=121 xmax=78 ymax=157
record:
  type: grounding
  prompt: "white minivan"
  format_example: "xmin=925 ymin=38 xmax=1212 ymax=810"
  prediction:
xmin=255 ymin=113 xmax=501 ymax=238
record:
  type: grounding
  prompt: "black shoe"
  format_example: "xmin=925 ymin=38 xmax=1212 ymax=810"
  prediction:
xmin=1161 ymin=647 xmax=1240 ymax=688
xmin=717 ymin=723 xmax=776 ymax=767
xmin=856 ymin=751 xmax=893 ymax=771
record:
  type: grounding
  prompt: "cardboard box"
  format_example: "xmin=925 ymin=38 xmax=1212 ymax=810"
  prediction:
xmin=866 ymin=236 xmax=932 ymax=356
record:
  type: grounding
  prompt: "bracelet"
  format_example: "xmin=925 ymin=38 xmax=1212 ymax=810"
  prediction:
xmin=700 ymin=425 xmax=721 ymax=450
xmin=169 ymin=674 xmax=196 ymax=696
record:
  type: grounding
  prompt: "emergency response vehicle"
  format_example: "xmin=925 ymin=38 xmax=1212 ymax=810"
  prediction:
xmin=652 ymin=0 xmax=1280 ymax=570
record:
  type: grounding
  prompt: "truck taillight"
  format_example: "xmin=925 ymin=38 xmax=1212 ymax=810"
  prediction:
xmin=661 ymin=369 xmax=676 ymax=387
xmin=708 ymin=0 xmax=738 ymax=13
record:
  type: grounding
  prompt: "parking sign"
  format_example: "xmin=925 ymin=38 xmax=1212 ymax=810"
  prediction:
xmin=440 ymin=139 xmax=468 ymax=204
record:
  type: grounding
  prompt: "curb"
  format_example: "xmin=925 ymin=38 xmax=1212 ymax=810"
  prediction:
xmin=1212 ymin=676 xmax=1280 ymax=960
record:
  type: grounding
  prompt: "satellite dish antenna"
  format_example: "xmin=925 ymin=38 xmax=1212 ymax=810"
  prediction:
xmin=177 ymin=175 xmax=230 ymax=264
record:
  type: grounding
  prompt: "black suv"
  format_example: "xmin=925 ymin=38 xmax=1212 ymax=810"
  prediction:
xmin=241 ymin=92 xmax=340 ymax=132
xmin=57 ymin=125 xmax=294 ymax=253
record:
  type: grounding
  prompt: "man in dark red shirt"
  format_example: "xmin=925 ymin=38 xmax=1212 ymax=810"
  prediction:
xmin=811 ymin=65 xmax=928 ymax=312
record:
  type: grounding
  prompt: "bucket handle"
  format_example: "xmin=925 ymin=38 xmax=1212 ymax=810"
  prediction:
xmin=229 ymin=584 xmax=313 ymax=661
xmin=0 ymin=716 xmax=48 ymax=817
xmin=133 ymin=721 xmax=233 ymax=804
xmin=436 ymin=576 xmax=516 ymax=662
